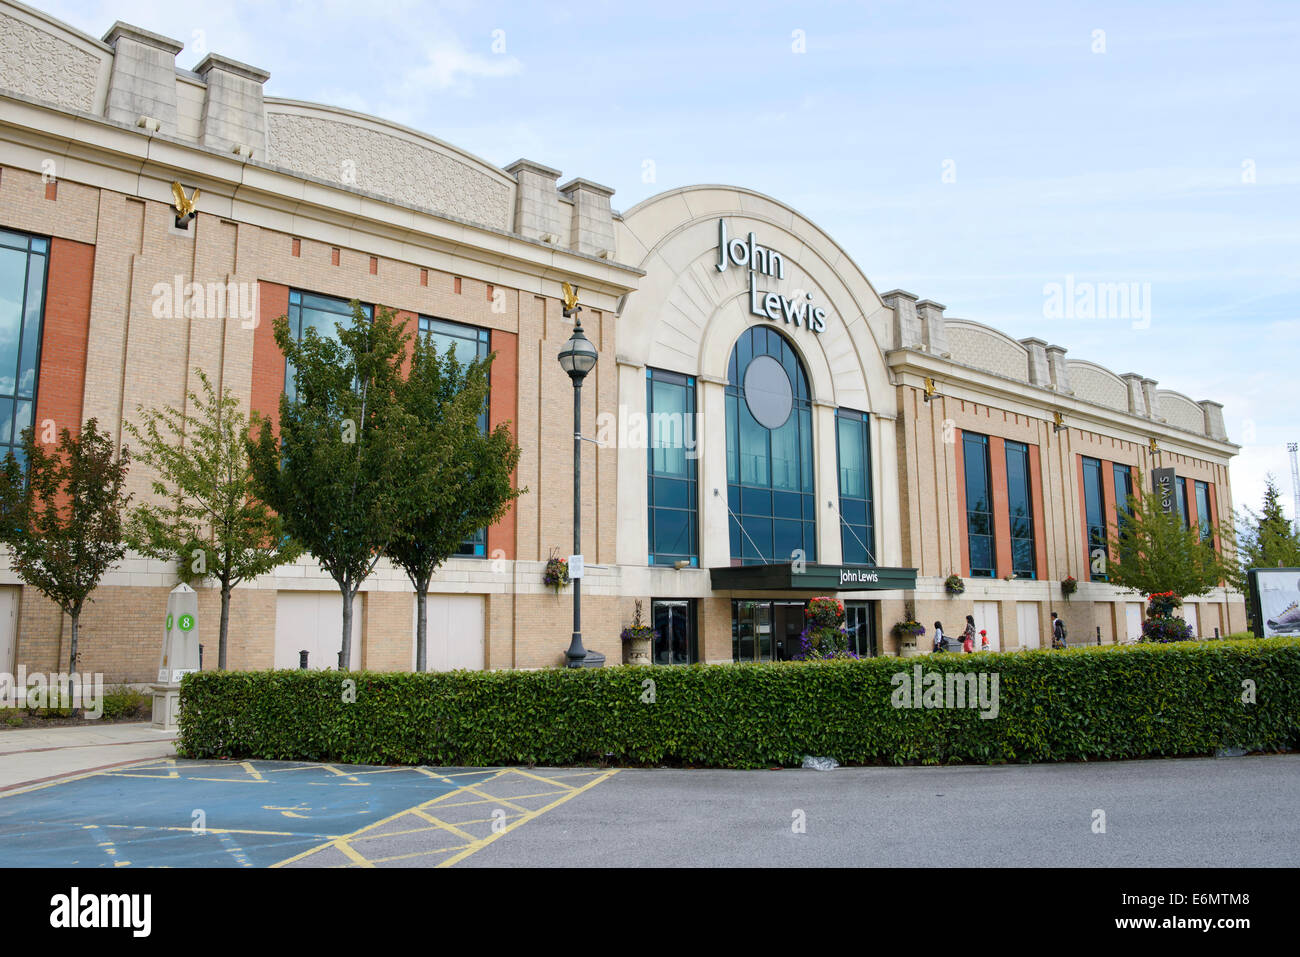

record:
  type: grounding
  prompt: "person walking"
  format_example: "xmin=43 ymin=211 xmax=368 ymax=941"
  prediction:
xmin=980 ymin=629 xmax=990 ymax=652
xmin=932 ymin=621 xmax=947 ymax=653
xmin=961 ymin=614 xmax=976 ymax=653
xmin=1051 ymin=611 xmax=1068 ymax=649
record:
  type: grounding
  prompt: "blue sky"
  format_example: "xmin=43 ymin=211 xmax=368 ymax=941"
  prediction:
xmin=42 ymin=0 xmax=1300 ymax=523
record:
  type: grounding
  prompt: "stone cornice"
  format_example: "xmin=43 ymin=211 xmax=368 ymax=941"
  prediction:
xmin=0 ymin=92 xmax=644 ymax=308
xmin=887 ymin=348 xmax=1238 ymax=460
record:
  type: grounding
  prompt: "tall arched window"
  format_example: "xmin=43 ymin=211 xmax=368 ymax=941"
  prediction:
xmin=725 ymin=327 xmax=815 ymax=564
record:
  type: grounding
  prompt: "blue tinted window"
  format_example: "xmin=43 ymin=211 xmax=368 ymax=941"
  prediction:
xmin=285 ymin=291 xmax=371 ymax=403
xmin=963 ymin=433 xmax=995 ymax=577
xmin=0 ymin=230 xmax=48 ymax=463
xmin=1195 ymin=480 xmax=1213 ymax=546
xmin=724 ymin=328 xmax=814 ymax=565
xmin=1005 ymin=440 xmax=1036 ymax=579
xmin=420 ymin=315 xmax=491 ymax=556
xmin=836 ymin=409 xmax=874 ymax=566
xmin=647 ymin=368 xmax=697 ymax=566
xmin=1082 ymin=456 xmax=1108 ymax=581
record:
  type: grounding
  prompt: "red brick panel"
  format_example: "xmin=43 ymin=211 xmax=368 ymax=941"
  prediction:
xmin=954 ymin=428 xmax=970 ymax=577
xmin=1076 ymin=453 xmax=1089 ymax=579
xmin=35 ymin=237 xmax=94 ymax=439
xmin=1028 ymin=443 xmax=1048 ymax=581
xmin=989 ymin=436 xmax=1011 ymax=578
xmin=251 ymin=281 xmax=289 ymax=433
xmin=487 ymin=329 xmax=518 ymax=561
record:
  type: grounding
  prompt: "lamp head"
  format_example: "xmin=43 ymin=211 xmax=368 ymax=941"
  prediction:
xmin=558 ymin=324 xmax=598 ymax=380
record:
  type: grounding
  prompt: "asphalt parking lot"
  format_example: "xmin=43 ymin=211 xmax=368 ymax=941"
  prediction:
xmin=1 ymin=753 xmax=1295 ymax=867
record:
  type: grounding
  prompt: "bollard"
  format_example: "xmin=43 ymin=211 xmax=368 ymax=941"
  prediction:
xmin=299 ymin=650 xmax=308 ymax=670
xmin=1096 ymin=626 xmax=1101 ymax=645
xmin=337 ymin=651 xmax=345 ymax=670
xmin=199 ymin=644 xmax=203 ymax=669
xmin=1214 ymin=627 xmax=1221 ymax=639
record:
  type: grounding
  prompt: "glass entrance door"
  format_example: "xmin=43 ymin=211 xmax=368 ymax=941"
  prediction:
xmin=772 ymin=601 xmax=806 ymax=661
xmin=732 ymin=599 xmax=808 ymax=662
xmin=845 ymin=601 xmax=877 ymax=657
xmin=652 ymin=599 xmax=696 ymax=665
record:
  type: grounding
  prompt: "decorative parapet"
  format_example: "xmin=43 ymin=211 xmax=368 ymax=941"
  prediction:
xmin=102 ymin=20 xmax=182 ymax=131
xmin=881 ymin=289 xmax=922 ymax=351
xmin=194 ymin=53 xmax=269 ymax=159
xmin=945 ymin=319 xmax=1028 ymax=380
xmin=1020 ymin=337 xmax=1050 ymax=387
xmin=1121 ymin=373 xmax=1146 ymax=416
xmin=559 ymin=177 xmax=616 ymax=258
xmin=1142 ymin=378 xmax=1161 ymax=421
xmin=506 ymin=158 xmax=566 ymax=244
xmin=1046 ymin=344 xmax=1072 ymax=393
xmin=0 ymin=4 xmax=106 ymax=113
xmin=1200 ymin=400 xmax=1227 ymax=440
xmin=915 ymin=299 xmax=950 ymax=357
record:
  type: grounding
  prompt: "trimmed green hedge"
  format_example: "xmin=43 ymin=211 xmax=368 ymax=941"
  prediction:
xmin=177 ymin=638 xmax=1300 ymax=769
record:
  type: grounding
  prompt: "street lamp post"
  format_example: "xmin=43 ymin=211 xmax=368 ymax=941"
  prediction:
xmin=557 ymin=283 xmax=598 ymax=667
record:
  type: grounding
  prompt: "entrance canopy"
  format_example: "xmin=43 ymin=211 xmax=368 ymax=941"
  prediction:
xmin=709 ymin=563 xmax=917 ymax=592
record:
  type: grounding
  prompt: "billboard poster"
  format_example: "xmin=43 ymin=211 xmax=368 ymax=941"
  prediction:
xmin=1152 ymin=467 xmax=1177 ymax=515
xmin=1248 ymin=567 xmax=1300 ymax=637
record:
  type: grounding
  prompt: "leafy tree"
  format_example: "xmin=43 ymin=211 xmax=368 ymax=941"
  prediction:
xmin=1107 ymin=470 xmax=1238 ymax=598
xmin=1232 ymin=474 xmax=1300 ymax=589
xmin=125 ymin=368 xmax=301 ymax=669
xmin=248 ymin=302 xmax=423 ymax=669
xmin=0 ymin=419 xmax=132 ymax=679
xmin=388 ymin=334 xmax=524 ymax=671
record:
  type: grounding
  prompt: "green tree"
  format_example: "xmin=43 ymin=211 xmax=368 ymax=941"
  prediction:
xmin=388 ymin=334 xmax=524 ymax=671
xmin=0 ymin=419 xmax=132 ymax=679
xmin=1232 ymin=474 xmax=1300 ymax=590
xmin=1107 ymin=470 xmax=1237 ymax=599
xmin=125 ymin=368 xmax=301 ymax=670
xmin=248 ymin=302 xmax=423 ymax=669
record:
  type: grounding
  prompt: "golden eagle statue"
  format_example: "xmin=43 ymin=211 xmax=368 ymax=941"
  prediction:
xmin=171 ymin=182 xmax=200 ymax=227
xmin=561 ymin=281 xmax=582 ymax=318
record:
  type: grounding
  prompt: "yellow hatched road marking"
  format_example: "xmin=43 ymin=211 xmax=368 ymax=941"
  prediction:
xmin=436 ymin=769 xmax=619 ymax=868
xmin=508 ymin=767 xmax=577 ymax=790
xmin=270 ymin=768 xmax=514 ymax=868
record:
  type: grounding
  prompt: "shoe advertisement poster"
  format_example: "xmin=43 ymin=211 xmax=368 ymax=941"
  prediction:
xmin=1248 ymin=568 xmax=1300 ymax=637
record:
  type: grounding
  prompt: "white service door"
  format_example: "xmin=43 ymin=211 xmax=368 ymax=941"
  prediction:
xmin=0 ymin=586 xmax=17 ymax=674
xmin=973 ymin=601 xmax=1001 ymax=651
xmin=1182 ymin=603 xmax=1199 ymax=638
xmin=1126 ymin=603 xmax=1143 ymax=641
xmin=275 ymin=592 xmax=361 ymax=670
xmin=1016 ymin=603 xmax=1041 ymax=650
xmin=412 ymin=595 xmax=485 ymax=671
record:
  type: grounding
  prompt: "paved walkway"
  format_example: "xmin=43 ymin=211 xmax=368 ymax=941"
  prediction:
xmin=0 ymin=722 xmax=177 ymax=794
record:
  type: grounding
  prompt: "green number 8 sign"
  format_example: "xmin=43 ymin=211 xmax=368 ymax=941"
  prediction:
xmin=178 ymin=614 xmax=195 ymax=632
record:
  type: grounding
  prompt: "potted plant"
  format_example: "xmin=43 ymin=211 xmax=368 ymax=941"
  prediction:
xmin=543 ymin=549 xmax=569 ymax=592
xmin=1061 ymin=575 xmax=1078 ymax=599
xmin=944 ymin=574 xmax=965 ymax=596
xmin=1141 ymin=592 xmax=1192 ymax=642
xmin=794 ymin=596 xmax=856 ymax=660
xmin=621 ymin=599 xmax=657 ymax=665
xmin=891 ymin=603 xmax=926 ymax=658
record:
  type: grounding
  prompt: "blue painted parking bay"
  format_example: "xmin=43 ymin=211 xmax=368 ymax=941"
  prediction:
xmin=0 ymin=759 xmax=504 ymax=868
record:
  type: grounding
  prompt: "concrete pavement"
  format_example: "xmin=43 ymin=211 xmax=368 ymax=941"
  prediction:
xmin=0 ymin=722 xmax=177 ymax=794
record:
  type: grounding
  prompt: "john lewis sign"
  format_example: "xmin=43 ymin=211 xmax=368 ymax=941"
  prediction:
xmin=715 ymin=220 xmax=827 ymax=334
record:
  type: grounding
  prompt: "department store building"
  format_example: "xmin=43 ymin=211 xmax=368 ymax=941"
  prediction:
xmin=0 ymin=1 xmax=1245 ymax=681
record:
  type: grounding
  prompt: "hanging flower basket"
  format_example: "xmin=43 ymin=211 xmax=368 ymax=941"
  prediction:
xmin=543 ymin=554 xmax=570 ymax=591
xmin=944 ymin=574 xmax=965 ymax=596
xmin=1061 ymin=576 xmax=1078 ymax=598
